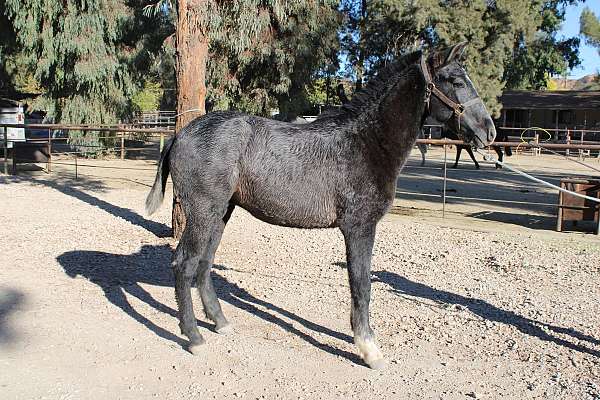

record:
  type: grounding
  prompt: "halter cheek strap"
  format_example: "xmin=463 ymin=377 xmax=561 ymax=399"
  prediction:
xmin=420 ymin=55 xmax=482 ymax=130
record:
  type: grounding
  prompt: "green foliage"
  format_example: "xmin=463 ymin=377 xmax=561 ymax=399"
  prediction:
xmin=306 ymin=78 xmax=336 ymax=107
xmin=2 ymin=0 xmax=587 ymax=133
xmin=132 ymin=80 xmax=163 ymax=111
xmin=0 ymin=0 xmax=17 ymax=94
xmin=340 ymin=0 xmax=421 ymax=90
xmin=140 ymin=1 xmax=341 ymax=119
xmin=206 ymin=1 xmax=341 ymax=119
xmin=504 ymin=1 xmax=581 ymax=91
xmin=581 ymin=7 xmax=600 ymax=51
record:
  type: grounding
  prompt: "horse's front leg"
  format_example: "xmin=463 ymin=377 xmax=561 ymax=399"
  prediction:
xmin=340 ymin=222 xmax=386 ymax=369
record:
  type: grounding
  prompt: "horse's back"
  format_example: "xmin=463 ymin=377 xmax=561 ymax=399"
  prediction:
xmin=169 ymin=112 xmax=342 ymax=228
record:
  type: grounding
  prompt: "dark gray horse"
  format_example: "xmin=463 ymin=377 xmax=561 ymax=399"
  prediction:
xmin=146 ymin=43 xmax=496 ymax=369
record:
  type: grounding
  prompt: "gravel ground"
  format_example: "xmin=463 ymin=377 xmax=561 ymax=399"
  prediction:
xmin=1 ymin=164 xmax=600 ymax=399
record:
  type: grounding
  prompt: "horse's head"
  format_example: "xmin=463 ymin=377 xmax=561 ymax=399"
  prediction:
xmin=424 ymin=43 xmax=496 ymax=148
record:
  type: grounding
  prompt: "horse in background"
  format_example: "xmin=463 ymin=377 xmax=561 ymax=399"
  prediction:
xmin=418 ymin=127 xmax=512 ymax=169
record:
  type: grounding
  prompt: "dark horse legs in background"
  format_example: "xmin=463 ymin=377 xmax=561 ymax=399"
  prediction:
xmin=491 ymin=131 xmax=513 ymax=169
xmin=441 ymin=128 xmax=480 ymax=169
xmin=146 ymin=43 xmax=496 ymax=369
xmin=453 ymin=145 xmax=480 ymax=169
xmin=445 ymin=128 xmax=513 ymax=169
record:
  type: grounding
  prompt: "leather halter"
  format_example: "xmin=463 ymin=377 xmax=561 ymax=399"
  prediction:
xmin=420 ymin=55 xmax=481 ymax=125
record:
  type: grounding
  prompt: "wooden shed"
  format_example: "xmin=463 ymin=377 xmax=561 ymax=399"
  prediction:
xmin=499 ymin=90 xmax=600 ymax=133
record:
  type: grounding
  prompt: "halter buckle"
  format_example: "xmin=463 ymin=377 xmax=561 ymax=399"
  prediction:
xmin=454 ymin=104 xmax=465 ymax=116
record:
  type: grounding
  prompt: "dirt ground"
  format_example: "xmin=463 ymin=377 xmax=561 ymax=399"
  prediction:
xmin=1 ymin=148 xmax=600 ymax=399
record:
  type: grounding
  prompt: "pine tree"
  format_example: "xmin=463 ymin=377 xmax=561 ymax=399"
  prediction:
xmin=0 ymin=1 xmax=17 ymax=94
xmin=207 ymin=1 xmax=340 ymax=120
xmin=144 ymin=1 xmax=340 ymax=119
xmin=3 ymin=0 xmax=138 ymax=150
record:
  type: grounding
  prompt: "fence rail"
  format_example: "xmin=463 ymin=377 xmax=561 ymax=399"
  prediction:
xmin=415 ymin=138 xmax=600 ymax=150
xmin=0 ymin=123 xmax=173 ymax=134
xmin=0 ymin=123 xmax=176 ymax=175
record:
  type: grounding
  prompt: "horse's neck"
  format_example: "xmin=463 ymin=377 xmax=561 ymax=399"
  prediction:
xmin=354 ymin=67 xmax=427 ymax=172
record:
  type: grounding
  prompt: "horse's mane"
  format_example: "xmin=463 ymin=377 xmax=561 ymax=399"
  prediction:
xmin=318 ymin=50 xmax=423 ymax=120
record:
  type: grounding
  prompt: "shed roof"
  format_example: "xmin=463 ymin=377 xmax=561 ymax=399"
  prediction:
xmin=0 ymin=97 xmax=22 ymax=107
xmin=500 ymin=90 xmax=600 ymax=110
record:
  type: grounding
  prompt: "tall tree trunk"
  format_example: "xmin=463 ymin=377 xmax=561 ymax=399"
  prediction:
xmin=172 ymin=0 xmax=208 ymax=239
xmin=355 ymin=0 xmax=367 ymax=92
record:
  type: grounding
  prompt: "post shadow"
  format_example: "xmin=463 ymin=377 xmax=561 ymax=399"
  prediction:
xmin=57 ymin=245 xmax=359 ymax=364
xmin=0 ymin=288 xmax=25 ymax=346
xmin=371 ymin=269 xmax=600 ymax=357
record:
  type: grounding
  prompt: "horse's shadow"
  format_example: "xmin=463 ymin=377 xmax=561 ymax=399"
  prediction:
xmin=57 ymin=245 xmax=358 ymax=363
xmin=0 ymin=288 xmax=26 ymax=347
xmin=371 ymin=269 xmax=600 ymax=357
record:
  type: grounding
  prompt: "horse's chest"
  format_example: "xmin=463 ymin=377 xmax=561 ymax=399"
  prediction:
xmin=341 ymin=179 xmax=396 ymax=221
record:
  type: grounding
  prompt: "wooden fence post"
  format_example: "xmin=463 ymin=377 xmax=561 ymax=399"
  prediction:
xmin=442 ymin=143 xmax=447 ymax=218
xmin=120 ymin=132 xmax=125 ymax=160
xmin=47 ymin=129 xmax=52 ymax=173
xmin=3 ymin=127 xmax=8 ymax=175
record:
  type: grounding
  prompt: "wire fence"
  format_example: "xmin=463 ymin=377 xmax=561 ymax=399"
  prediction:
xmin=2 ymin=122 xmax=600 ymax=233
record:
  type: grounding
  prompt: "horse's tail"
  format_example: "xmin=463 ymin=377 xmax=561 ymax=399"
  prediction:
xmin=146 ymin=137 xmax=175 ymax=215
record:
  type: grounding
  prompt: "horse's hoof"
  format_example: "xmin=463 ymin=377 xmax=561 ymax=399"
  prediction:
xmin=366 ymin=357 xmax=388 ymax=370
xmin=215 ymin=323 xmax=234 ymax=335
xmin=188 ymin=338 xmax=205 ymax=355
xmin=188 ymin=343 xmax=204 ymax=355
xmin=355 ymin=337 xmax=386 ymax=370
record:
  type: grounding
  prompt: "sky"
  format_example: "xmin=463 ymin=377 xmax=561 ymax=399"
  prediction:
xmin=561 ymin=1 xmax=600 ymax=78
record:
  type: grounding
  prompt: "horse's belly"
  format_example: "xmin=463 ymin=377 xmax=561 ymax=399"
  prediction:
xmin=232 ymin=187 xmax=338 ymax=229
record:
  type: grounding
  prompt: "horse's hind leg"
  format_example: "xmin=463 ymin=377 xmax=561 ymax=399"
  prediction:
xmin=172 ymin=205 xmax=226 ymax=354
xmin=452 ymin=146 xmax=462 ymax=168
xmin=196 ymin=204 xmax=235 ymax=334
xmin=465 ymin=147 xmax=480 ymax=169
xmin=494 ymin=146 xmax=504 ymax=169
xmin=341 ymin=222 xmax=386 ymax=370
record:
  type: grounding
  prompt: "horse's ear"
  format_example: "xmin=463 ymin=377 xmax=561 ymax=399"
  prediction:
xmin=428 ymin=42 xmax=468 ymax=71
xmin=444 ymin=42 xmax=468 ymax=64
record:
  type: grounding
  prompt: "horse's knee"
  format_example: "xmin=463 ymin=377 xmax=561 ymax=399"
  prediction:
xmin=172 ymin=258 xmax=198 ymax=281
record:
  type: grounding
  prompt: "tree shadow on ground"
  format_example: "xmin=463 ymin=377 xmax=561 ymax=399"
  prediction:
xmin=397 ymin=158 xmax=566 ymax=215
xmin=371 ymin=269 xmax=600 ymax=357
xmin=0 ymin=288 xmax=26 ymax=347
xmin=4 ymin=175 xmax=171 ymax=238
xmin=57 ymin=245 xmax=360 ymax=364
xmin=466 ymin=210 xmax=557 ymax=231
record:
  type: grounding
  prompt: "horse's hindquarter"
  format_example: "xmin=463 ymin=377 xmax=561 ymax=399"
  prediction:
xmin=233 ymin=121 xmax=342 ymax=229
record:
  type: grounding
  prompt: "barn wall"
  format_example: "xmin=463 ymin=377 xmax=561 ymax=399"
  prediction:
xmin=502 ymin=109 xmax=600 ymax=131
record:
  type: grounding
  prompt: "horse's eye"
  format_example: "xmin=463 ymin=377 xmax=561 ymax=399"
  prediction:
xmin=452 ymin=81 xmax=465 ymax=89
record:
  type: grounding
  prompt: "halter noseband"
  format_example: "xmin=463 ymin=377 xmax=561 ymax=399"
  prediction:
xmin=420 ymin=55 xmax=481 ymax=128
